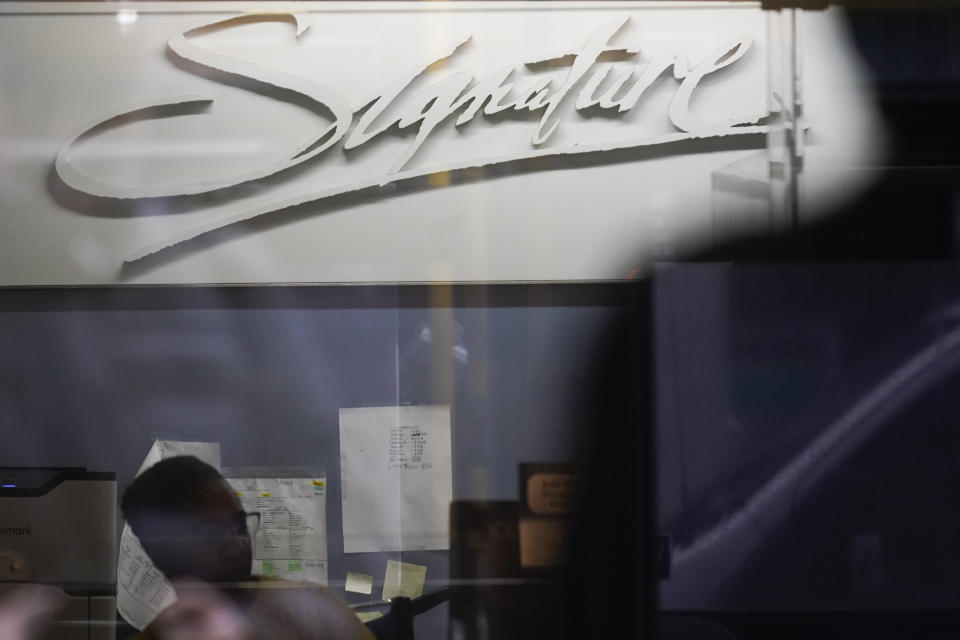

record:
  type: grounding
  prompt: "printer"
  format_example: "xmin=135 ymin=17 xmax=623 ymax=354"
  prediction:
xmin=1 ymin=467 xmax=117 ymax=640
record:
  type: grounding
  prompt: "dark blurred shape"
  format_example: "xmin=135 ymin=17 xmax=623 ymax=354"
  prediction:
xmin=121 ymin=456 xmax=252 ymax=585
xmin=449 ymin=501 xmax=527 ymax=640
xmin=566 ymin=282 xmax=655 ymax=640
xmin=366 ymin=590 xmax=451 ymax=640
xmin=0 ymin=584 xmax=68 ymax=640
xmin=562 ymin=2 xmax=960 ymax=638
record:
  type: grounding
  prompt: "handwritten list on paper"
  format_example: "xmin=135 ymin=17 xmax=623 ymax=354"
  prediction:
xmin=339 ymin=406 xmax=453 ymax=553
xmin=388 ymin=426 xmax=432 ymax=471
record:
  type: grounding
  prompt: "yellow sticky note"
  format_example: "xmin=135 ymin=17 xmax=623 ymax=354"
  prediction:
xmin=345 ymin=572 xmax=373 ymax=595
xmin=356 ymin=611 xmax=382 ymax=624
xmin=381 ymin=560 xmax=426 ymax=601
xmin=260 ymin=492 xmax=271 ymax=497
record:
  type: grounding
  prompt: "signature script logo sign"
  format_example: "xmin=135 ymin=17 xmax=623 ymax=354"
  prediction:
xmin=54 ymin=12 xmax=772 ymax=266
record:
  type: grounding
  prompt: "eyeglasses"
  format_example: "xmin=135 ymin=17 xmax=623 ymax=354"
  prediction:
xmin=190 ymin=511 xmax=261 ymax=539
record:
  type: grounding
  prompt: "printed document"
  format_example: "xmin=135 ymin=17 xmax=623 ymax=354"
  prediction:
xmin=227 ymin=475 xmax=328 ymax=584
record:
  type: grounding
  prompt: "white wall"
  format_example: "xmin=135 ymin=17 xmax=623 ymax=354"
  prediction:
xmin=0 ymin=2 xmax=882 ymax=285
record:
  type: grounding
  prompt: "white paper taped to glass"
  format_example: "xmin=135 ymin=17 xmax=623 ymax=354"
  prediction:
xmin=339 ymin=405 xmax=453 ymax=553
xmin=225 ymin=470 xmax=329 ymax=585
